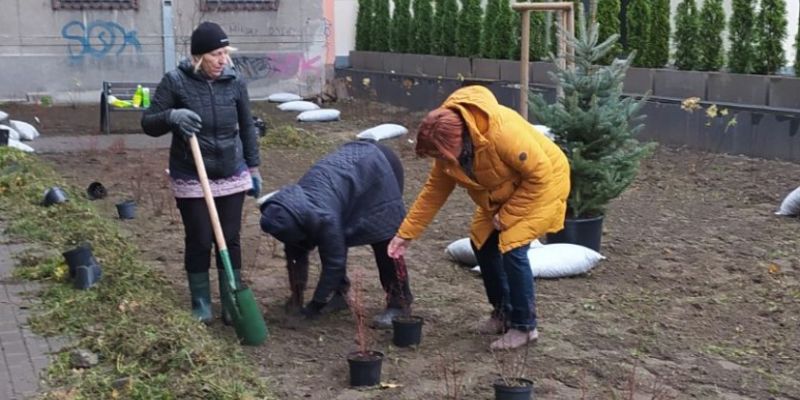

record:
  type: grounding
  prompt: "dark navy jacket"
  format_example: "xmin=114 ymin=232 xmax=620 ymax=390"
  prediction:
xmin=141 ymin=58 xmax=259 ymax=179
xmin=260 ymin=141 xmax=405 ymax=303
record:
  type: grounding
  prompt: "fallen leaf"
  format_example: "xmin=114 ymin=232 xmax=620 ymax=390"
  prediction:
xmin=768 ymin=263 xmax=780 ymax=275
xmin=380 ymin=382 xmax=403 ymax=389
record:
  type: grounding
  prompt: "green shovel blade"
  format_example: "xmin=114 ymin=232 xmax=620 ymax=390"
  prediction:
xmin=220 ymin=249 xmax=268 ymax=346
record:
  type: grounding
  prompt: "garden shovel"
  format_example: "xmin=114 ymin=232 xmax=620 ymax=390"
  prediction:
xmin=188 ymin=135 xmax=268 ymax=346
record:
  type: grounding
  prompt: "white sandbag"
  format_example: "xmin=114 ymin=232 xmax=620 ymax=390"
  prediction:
xmin=0 ymin=124 xmax=21 ymax=141
xmin=527 ymin=244 xmax=604 ymax=278
xmin=356 ymin=124 xmax=408 ymax=142
xmin=297 ymin=109 xmax=341 ymax=122
xmin=8 ymin=139 xmax=34 ymax=153
xmin=531 ymin=124 xmax=555 ymax=140
xmin=0 ymin=110 xmax=8 ymax=124
xmin=446 ymin=238 xmax=544 ymax=267
xmin=470 ymin=243 xmax=604 ymax=279
xmin=10 ymin=120 xmax=39 ymax=141
xmin=775 ymin=186 xmax=800 ymax=216
xmin=268 ymin=92 xmax=303 ymax=103
xmin=278 ymin=101 xmax=320 ymax=112
xmin=445 ymin=238 xmax=477 ymax=266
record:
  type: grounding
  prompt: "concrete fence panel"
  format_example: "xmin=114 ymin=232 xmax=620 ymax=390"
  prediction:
xmin=653 ymin=69 xmax=708 ymax=99
xmin=707 ymin=73 xmax=769 ymax=106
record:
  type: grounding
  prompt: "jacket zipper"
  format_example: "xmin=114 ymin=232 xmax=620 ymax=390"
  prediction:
xmin=207 ymin=81 xmax=217 ymax=155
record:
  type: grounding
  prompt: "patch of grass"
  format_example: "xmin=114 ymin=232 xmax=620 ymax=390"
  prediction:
xmin=0 ymin=148 xmax=272 ymax=399
xmin=260 ymin=123 xmax=332 ymax=150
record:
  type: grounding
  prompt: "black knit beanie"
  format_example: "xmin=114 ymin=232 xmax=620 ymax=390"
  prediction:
xmin=191 ymin=22 xmax=229 ymax=55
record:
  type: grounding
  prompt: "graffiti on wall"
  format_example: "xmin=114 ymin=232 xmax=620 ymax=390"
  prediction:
xmin=61 ymin=20 xmax=141 ymax=60
xmin=233 ymin=52 xmax=322 ymax=82
xmin=223 ymin=18 xmax=331 ymax=39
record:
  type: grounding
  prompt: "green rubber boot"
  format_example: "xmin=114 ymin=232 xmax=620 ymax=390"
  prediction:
xmin=218 ymin=269 xmax=242 ymax=326
xmin=187 ymin=272 xmax=212 ymax=324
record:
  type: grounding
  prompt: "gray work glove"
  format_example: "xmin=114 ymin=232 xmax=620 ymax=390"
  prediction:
xmin=168 ymin=109 xmax=202 ymax=140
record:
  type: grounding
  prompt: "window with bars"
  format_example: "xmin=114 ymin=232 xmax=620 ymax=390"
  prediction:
xmin=52 ymin=0 xmax=137 ymax=10
xmin=201 ymin=0 xmax=279 ymax=12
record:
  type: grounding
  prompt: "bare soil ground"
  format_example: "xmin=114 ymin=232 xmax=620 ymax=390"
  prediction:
xmin=12 ymin=98 xmax=800 ymax=399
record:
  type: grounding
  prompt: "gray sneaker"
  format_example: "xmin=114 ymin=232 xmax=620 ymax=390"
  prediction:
xmin=371 ymin=307 xmax=405 ymax=329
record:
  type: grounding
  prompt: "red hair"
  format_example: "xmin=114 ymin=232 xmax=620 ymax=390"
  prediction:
xmin=415 ymin=107 xmax=464 ymax=161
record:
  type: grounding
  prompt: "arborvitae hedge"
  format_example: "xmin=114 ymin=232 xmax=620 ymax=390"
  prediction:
xmin=439 ymin=0 xmax=459 ymax=56
xmin=796 ymin=13 xmax=800 ymax=76
xmin=497 ymin=0 xmax=517 ymax=59
xmin=432 ymin=0 xmax=445 ymax=55
xmin=482 ymin=0 xmax=502 ymax=58
xmin=647 ymin=0 xmax=670 ymax=68
xmin=754 ymin=0 xmax=788 ymax=75
xmin=596 ymin=0 xmax=621 ymax=64
xmin=697 ymin=0 xmax=725 ymax=71
xmin=411 ymin=0 xmax=434 ymax=54
xmin=673 ymin=0 xmax=700 ymax=70
xmin=355 ymin=0 xmax=373 ymax=51
xmin=626 ymin=0 xmax=651 ymax=67
xmin=391 ymin=0 xmax=412 ymax=53
xmin=457 ymin=0 xmax=483 ymax=58
xmin=530 ymin=2 xmax=548 ymax=61
xmin=728 ymin=0 xmax=756 ymax=73
xmin=371 ymin=0 xmax=392 ymax=52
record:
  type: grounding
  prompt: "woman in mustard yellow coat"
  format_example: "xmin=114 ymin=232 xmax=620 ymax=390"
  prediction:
xmin=388 ymin=86 xmax=570 ymax=350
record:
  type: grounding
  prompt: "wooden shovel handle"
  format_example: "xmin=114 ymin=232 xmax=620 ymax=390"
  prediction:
xmin=188 ymin=135 xmax=228 ymax=252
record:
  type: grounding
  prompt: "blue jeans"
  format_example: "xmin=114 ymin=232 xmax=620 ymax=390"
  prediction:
xmin=471 ymin=231 xmax=536 ymax=331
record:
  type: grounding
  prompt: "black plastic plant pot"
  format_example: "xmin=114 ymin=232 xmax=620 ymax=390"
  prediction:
xmin=115 ymin=200 xmax=136 ymax=220
xmin=347 ymin=350 xmax=383 ymax=387
xmin=74 ymin=263 xmax=102 ymax=290
xmin=43 ymin=187 xmax=68 ymax=207
xmin=62 ymin=244 xmax=96 ymax=279
xmin=0 ymin=128 xmax=9 ymax=146
xmin=86 ymin=182 xmax=107 ymax=200
xmin=545 ymin=215 xmax=604 ymax=252
xmin=493 ymin=378 xmax=534 ymax=400
xmin=253 ymin=117 xmax=267 ymax=137
xmin=392 ymin=315 xmax=424 ymax=347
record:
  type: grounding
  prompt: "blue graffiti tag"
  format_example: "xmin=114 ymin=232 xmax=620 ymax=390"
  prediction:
xmin=61 ymin=20 xmax=141 ymax=59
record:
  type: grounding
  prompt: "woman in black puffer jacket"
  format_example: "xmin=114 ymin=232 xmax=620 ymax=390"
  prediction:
xmin=259 ymin=140 xmax=413 ymax=329
xmin=141 ymin=22 xmax=261 ymax=325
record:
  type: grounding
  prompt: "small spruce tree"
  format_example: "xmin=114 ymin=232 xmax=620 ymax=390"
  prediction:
xmin=673 ymin=0 xmax=701 ymax=70
xmin=626 ymin=0 xmax=652 ymax=67
xmin=728 ymin=0 xmax=756 ymax=73
xmin=646 ymin=0 xmax=670 ymax=68
xmin=596 ymin=0 xmax=621 ymax=64
xmin=371 ymin=0 xmax=392 ymax=52
xmin=439 ymin=0 xmax=459 ymax=56
xmin=531 ymin=16 xmax=655 ymax=219
xmin=392 ymin=0 xmax=413 ymax=53
xmin=697 ymin=0 xmax=725 ymax=71
xmin=754 ymin=0 xmax=788 ymax=75
xmin=457 ymin=0 xmax=483 ymax=57
xmin=355 ymin=0 xmax=374 ymax=51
